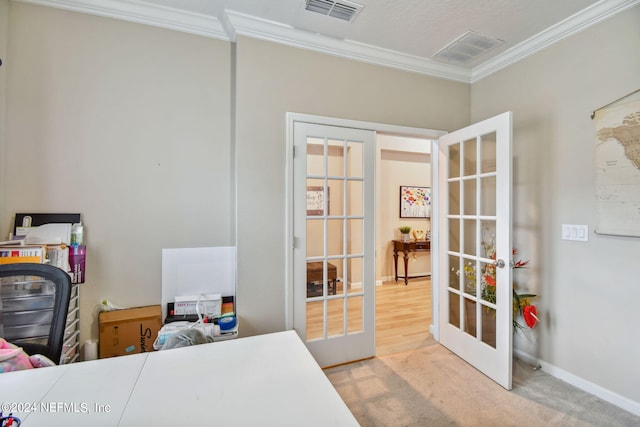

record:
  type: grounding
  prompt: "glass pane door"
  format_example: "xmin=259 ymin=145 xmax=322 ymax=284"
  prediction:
xmin=438 ymin=112 xmax=513 ymax=389
xmin=305 ymin=137 xmax=365 ymax=340
xmin=293 ymin=122 xmax=375 ymax=367
xmin=447 ymin=133 xmax=498 ymax=348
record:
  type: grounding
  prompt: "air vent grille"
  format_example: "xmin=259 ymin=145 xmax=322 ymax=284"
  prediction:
xmin=305 ymin=0 xmax=363 ymax=22
xmin=433 ymin=31 xmax=503 ymax=65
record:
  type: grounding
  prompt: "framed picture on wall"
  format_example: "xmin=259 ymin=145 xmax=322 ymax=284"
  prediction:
xmin=307 ymin=186 xmax=329 ymax=216
xmin=399 ymin=186 xmax=431 ymax=218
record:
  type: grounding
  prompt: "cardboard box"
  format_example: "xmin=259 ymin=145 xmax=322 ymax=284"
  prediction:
xmin=98 ymin=305 xmax=162 ymax=358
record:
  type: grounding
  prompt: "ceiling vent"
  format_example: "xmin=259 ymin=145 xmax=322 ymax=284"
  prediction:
xmin=305 ymin=0 xmax=364 ymax=22
xmin=433 ymin=31 xmax=503 ymax=65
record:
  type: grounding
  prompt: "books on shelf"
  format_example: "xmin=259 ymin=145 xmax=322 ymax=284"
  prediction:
xmin=0 ymin=245 xmax=46 ymax=264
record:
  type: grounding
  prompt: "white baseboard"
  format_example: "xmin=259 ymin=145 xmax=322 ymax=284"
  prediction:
xmin=513 ymin=349 xmax=640 ymax=416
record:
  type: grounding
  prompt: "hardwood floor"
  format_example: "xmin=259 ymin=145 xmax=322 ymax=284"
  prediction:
xmin=306 ymin=278 xmax=432 ymax=357
xmin=376 ymin=278 xmax=432 ymax=356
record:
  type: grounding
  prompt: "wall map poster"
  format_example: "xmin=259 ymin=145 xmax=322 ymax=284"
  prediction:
xmin=594 ymin=99 xmax=640 ymax=237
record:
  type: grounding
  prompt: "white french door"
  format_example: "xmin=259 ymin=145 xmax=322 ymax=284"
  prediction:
xmin=437 ymin=112 xmax=513 ymax=389
xmin=292 ymin=121 xmax=376 ymax=367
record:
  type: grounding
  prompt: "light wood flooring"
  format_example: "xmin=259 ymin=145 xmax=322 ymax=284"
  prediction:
xmin=375 ymin=278 xmax=432 ymax=356
xmin=306 ymin=278 xmax=432 ymax=357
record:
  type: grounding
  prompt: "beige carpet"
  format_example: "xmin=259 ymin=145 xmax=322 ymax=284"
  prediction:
xmin=325 ymin=341 xmax=639 ymax=426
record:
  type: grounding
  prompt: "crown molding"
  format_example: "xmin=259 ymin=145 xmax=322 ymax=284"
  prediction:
xmin=16 ymin=0 xmax=639 ymax=84
xmin=11 ymin=0 xmax=470 ymax=83
xmin=224 ymin=10 xmax=471 ymax=83
xmin=471 ymin=0 xmax=640 ymax=82
xmin=14 ymin=0 xmax=228 ymax=40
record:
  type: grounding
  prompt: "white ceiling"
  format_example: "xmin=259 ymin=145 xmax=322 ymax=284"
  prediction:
xmin=21 ymin=0 xmax=639 ymax=82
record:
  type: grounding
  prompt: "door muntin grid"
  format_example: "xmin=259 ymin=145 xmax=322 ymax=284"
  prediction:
xmin=306 ymin=136 xmax=365 ymax=341
xmin=447 ymin=132 xmax=498 ymax=348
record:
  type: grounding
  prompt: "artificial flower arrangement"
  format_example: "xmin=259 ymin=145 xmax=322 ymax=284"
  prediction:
xmin=463 ymin=235 xmax=539 ymax=332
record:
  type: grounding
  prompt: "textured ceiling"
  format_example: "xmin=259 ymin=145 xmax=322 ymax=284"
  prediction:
xmin=140 ymin=0 xmax=602 ymax=67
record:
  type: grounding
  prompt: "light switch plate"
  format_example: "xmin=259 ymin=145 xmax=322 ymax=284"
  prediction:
xmin=562 ymin=224 xmax=589 ymax=242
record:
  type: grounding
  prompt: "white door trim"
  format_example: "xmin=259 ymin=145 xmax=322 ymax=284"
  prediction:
xmin=285 ymin=112 xmax=446 ymax=335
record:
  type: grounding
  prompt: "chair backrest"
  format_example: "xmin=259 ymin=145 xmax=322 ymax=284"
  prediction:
xmin=0 ymin=263 xmax=72 ymax=364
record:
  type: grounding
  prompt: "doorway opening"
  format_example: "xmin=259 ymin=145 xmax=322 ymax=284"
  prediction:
xmin=288 ymin=111 xmax=514 ymax=387
xmin=286 ymin=112 xmax=445 ymax=367
xmin=375 ymin=133 xmax=434 ymax=356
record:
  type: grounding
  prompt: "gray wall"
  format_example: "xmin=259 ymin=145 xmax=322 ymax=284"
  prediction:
xmin=471 ymin=5 xmax=640 ymax=406
xmin=0 ymin=3 xmax=470 ymax=343
xmin=0 ymin=0 xmax=7 ymax=217
xmin=233 ymin=36 xmax=469 ymax=335
xmin=2 ymin=2 xmax=233 ymax=342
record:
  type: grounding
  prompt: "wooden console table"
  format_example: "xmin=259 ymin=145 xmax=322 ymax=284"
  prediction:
xmin=392 ymin=239 xmax=431 ymax=285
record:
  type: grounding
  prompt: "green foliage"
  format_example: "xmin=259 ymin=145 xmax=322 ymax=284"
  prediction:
xmin=399 ymin=226 xmax=411 ymax=234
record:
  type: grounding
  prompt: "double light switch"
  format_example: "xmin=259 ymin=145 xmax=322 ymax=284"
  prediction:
xmin=562 ymin=224 xmax=589 ymax=241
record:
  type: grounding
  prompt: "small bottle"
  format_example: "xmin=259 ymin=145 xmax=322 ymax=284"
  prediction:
xmin=71 ymin=222 xmax=84 ymax=247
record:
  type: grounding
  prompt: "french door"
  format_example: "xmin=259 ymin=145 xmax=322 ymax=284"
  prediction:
xmin=292 ymin=122 xmax=376 ymax=367
xmin=437 ymin=112 xmax=513 ymax=389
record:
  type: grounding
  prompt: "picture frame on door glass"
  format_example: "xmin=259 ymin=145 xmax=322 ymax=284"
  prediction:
xmin=307 ymin=186 xmax=329 ymax=216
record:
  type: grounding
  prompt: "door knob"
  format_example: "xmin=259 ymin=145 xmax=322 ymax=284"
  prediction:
xmin=494 ymin=259 xmax=505 ymax=268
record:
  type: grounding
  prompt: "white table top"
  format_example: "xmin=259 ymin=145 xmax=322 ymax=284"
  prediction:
xmin=0 ymin=331 xmax=359 ymax=427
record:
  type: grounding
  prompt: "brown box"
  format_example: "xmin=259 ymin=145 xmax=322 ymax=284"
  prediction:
xmin=98 ymin=305 xmax=162 ymax=358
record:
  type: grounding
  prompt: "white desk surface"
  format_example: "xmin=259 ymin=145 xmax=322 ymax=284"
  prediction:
xmin=0 ymin=330 xmax=359 ymax=427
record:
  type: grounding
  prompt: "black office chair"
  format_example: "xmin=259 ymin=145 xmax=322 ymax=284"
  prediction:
xmin=0 ymin=263 xmax=72 ymax=364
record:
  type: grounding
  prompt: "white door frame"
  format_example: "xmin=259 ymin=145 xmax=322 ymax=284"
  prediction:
xmin=285 ymin=112 xmax=446 ymax=339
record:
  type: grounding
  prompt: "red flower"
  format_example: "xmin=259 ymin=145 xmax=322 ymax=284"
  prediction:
xmin=523 ymin=305 xmax=538 ymax=328
xmin=483 ymin=275 xmax=496 ymax=286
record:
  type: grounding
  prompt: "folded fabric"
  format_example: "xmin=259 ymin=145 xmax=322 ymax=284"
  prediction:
xmin=0 ymin=338 xmax=33 ymax=373
xmin=162 ymin=328 xmax=213 ymax=350
xmin=0 ymin=338 xmax=57 ymax=373
xmin=29 ymin=353 xmax=56 ymax=368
